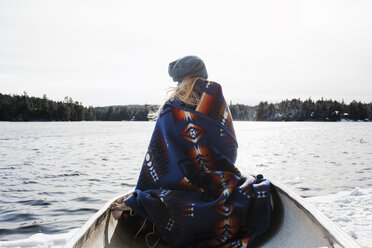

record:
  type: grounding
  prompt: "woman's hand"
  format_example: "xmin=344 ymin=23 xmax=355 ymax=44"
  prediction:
xmin=112 ymin=192 xmax=133 ymax=220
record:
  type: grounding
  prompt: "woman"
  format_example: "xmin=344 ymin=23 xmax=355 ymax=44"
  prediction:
xmin=122 ymin=56 xmax=272 ymax=247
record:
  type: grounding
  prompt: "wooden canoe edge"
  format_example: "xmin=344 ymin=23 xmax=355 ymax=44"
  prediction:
xmin=270 ymin=179 xmax=361 ymax=248
xmin=64 ymin=192 xmax=130 ymax=248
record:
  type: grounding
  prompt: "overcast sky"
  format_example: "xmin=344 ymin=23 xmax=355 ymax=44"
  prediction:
xmin=0 ymin=0 xmax=371 ymax=106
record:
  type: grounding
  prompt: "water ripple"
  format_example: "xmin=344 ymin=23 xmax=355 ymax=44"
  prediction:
xmin=16 ymin=200 xmax=51 ymax=206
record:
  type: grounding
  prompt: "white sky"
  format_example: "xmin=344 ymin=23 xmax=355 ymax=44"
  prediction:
xmin=0 ymin=0 xmax=371 ymax=106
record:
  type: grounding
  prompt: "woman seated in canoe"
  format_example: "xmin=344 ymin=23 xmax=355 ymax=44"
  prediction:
xmin=121 ymin=56 xmax=272 ymax=247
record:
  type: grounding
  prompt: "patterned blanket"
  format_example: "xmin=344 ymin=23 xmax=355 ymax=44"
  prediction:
xmin=124 ymin=79 xmax=271 ymax=247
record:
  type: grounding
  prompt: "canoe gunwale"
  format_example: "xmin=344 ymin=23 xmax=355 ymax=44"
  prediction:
xmin=270 ymin=179 xmax=360 ymax=248
xmin=64 ymin=193 xmax=128 ymax=248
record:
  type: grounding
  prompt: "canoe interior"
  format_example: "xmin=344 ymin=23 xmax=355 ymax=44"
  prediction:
xmin=65 ymin=182 xmax=360 ymax=248
xmin=254 ymin=185 xmax=336 ymax=248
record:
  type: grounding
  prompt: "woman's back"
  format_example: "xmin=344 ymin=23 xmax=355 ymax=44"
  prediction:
xmin=123 ymin=56 xmax=272 ymax=247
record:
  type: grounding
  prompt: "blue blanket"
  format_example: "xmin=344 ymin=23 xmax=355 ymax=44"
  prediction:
xmin=125 ymin=79 xmax=271 ymax=247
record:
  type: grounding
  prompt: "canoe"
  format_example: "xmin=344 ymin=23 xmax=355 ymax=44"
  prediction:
xmin=64 ymin=180 xmax=360 ymax=248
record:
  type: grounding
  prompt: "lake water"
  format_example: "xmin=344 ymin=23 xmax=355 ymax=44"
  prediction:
xmin=0 ymin=121 xmax=371 ymax=247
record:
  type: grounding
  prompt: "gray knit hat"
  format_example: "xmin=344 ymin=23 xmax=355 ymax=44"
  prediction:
xmin=168 ymin=56 xmax=208 ymax=84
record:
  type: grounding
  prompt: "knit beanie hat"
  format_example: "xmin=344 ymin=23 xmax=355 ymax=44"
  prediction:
xmin=168 ymin=56 xmax=208 ymax=84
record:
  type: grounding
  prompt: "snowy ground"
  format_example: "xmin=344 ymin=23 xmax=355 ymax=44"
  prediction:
xmin=0 ymin=229 xmax=77 ymax=248
xmin=307 ymin=187 xmax=372 ymax=248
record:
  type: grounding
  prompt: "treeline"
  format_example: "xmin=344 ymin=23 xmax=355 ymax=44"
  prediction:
xmin=230 ymin=98 xmax=372 ymax=121
xmin=229 ymin=104 xmax=256 ymax=121
xmin=1 ymin=93 xmax=371 ymax=122
xmin=93 ymin=105 xmax=158 ymax=121
xmin=0 ymin=93 xmax=156 ymax=121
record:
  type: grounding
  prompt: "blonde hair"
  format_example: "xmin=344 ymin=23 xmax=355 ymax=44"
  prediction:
xmin=148 ymin=77 xmax=202 ymax=120
xmin=168 ymin=77 xmax=201 ymax=107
